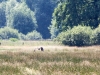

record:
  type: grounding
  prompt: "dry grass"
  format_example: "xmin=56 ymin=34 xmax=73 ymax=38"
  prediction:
xmin=0 ymin=40 xmax=100 ymax=75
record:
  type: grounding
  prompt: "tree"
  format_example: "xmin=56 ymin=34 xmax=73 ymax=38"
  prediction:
xmin=5 ymin=0 xmax=18 ymax=27
xmin=12 ymin=2 xmax=37 ymax=34
xmin=26 ymin=0 xmax=59 ymax=39
xmin=5 ymin=0 xmax=37 ymax=34
xmin=0 ymin=2 xmax=6 ymax=27
xmin=13 ymin=12 xmax=36 ymax=34
xmin=50 ymin=0 xmax=100 ymax=38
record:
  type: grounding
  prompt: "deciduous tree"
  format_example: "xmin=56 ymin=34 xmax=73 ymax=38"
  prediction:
xmin=50 ymin=0 xmax=100 ymax=38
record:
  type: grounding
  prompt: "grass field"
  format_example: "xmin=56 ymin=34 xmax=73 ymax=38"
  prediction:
xmin=0 ymin=40 xmax=100 ymax=75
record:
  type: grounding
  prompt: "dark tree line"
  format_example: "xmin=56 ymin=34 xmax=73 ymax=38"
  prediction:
xmin=0 ymin=0 xmax=37 ymax=35
xmin=0 ymin=0 xmax=100 ymax=40
xmin=0 ymin=0 xmax=59 ymax=39
xmin=25 ymin=0 xmax=59 ymax=38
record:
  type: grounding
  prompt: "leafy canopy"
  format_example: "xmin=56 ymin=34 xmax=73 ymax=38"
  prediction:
xmin=50 ymin=0 xmax=100 ymax=38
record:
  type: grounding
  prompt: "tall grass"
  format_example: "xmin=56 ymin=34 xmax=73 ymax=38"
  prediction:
xmin=0 ymin=40 xmax=61 ymax=46
xmin=0 ymin=50 xmax=100 ymax=75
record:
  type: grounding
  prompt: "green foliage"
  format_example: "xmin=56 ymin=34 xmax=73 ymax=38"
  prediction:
xmin=0 ymin=0 xmax=37 ymax=35
xmin=49 ymin=24 xmax=59 ymax=39
xmin=25 ymin=0 xmax=58 ymax=38
xmin=0 ymin=0 xmax=58 ymax=39
xmin=0 ymin=2 xmax=6 ymax=27
xmin=26 ymin=30 xmax=42 ymax=40
xmin=13 ymin=12 xmax=36 ymax=34
xmin=56 ymin=26 xmax=92 ymax=46
xmin=8 ymin=1 xmax=37 ymax=34
xmin=0 ymin=27 xmax=43 ymax=40
xmin=5 ymin=0 xmax=17 ymax=27
xmin=9 ymin=38 xmax=18 ymax=42
xmin=52 ymin=2 xmax=68 ymax=31
xmin=18 ymin=33 xmax=26 ymax=40
xmin=50 ymin=0 xmax=100 ymax=38
xmin=92 ymin=25 xmax=100 ymax=45
xmin=0 ymin=27 xmax=19 ymax=39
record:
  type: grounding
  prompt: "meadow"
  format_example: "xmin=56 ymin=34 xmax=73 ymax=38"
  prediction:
xmin=0 ymin=40 xmax=100 ymax=75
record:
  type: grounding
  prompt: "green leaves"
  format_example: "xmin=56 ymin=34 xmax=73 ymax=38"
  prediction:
xmin=0 ymin=27 xmax=42 ymax=40
xmin=50 ymin=0 xmax=100 ymax=38
xmin=56 ymin=25 xmax=93 ymax=46
xmin=56 ymin=25 xmax=100 ymax=46
xmin=0 ymin=0 xmax=37 ymax=35
xmin=92 ymin=25 xmax=100 ymax=45
xmin=0 ymin=27 xmax=19 ymax=39
xmin=26 ymin=30 xmax=42 ymax=40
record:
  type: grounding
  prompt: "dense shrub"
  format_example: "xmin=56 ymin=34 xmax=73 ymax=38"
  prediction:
xmin=92 ymin=25 xmax=100 ymax=45
xmin=26 ymin=30 xmax=42 ymax=40
xmin=18 ymin=33 xmax=26 ymax=40
xmin=56 ymin=25 xmax=92 ymax=46
xmin=9 ymin=38 xmax=18 ymax=42
xmin=0 ymin=27 xmax=42 ymax=40
xmin=0 ymin=27 xmax=19 ymax=39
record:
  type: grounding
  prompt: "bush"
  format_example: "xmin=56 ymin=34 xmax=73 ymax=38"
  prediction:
xmin=18 ymin=33 xmax=26 ymax=40
xmin=92 ymin=25 xmax=100 ymax=45
xmin=0 ymin=27 xmax=19 ymax=39
xmin=9 ymin=38 xmax=18 ymax=42
xmin=26 ymin=30 xmax=42 ymax=40
xmin=56 ymin=25 xmax=92 ymax=46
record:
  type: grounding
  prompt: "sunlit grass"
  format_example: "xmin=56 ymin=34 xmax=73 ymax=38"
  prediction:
xmin=0 ymin=50 xmax=100 ymax=75
xmin=0 ymin=40 xmax=61 ymax=46
xmin=0 ymin=40 xmax=100 ymax=75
